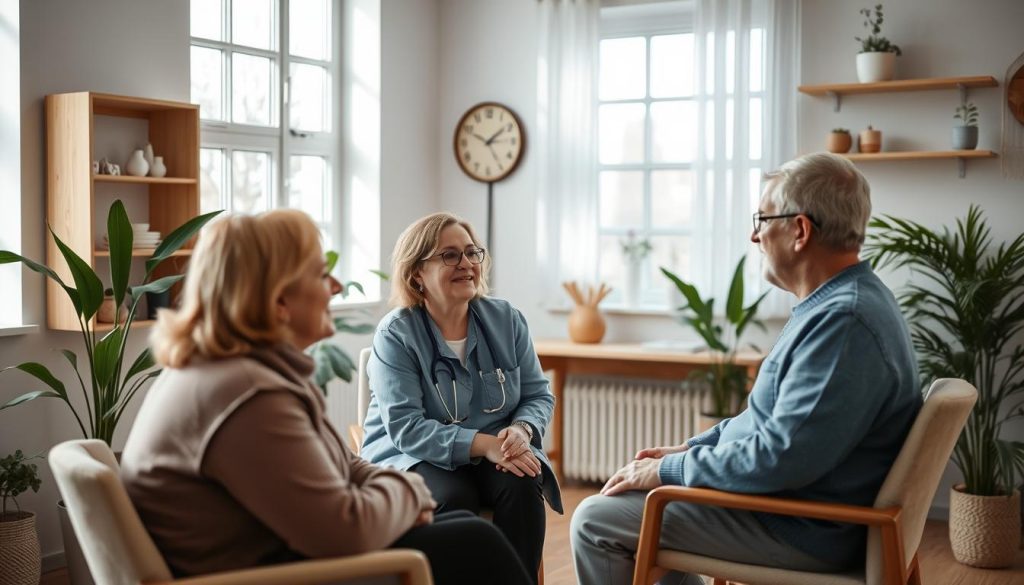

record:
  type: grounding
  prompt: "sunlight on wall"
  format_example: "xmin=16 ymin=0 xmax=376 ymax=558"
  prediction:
xmin=0 ymin=0 xmax=22 ymax=327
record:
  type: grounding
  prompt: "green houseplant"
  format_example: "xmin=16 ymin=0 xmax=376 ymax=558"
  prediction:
xmin=0 ymin=200 xmax=220 ymax=444
xmin=854 ymin=4 xmax=901 ymax=83
xmin=952 ymin=102 xmax=980 ymax=150
xmin=661 ymin=255 xmax=768 ymax=421
xmin=0 ymin=450 xmax=43 ymax=584
xmin=865 ymin=206 xmax=1024 ymax=566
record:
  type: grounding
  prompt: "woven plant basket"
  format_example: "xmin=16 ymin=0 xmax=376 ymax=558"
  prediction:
xmin=949 ymin=484 xmax=1021 ymax=568
xmin=0 ymin=511 xmax=41 ymax=585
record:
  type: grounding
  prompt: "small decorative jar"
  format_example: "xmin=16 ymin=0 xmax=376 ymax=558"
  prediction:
xmin=858 ymin=125 xmax=882 ymax=153
xmin=125 ymin=149 xmax=149 ymax=177
xmin=149 ymin=156 xmax=167 ymax=178
xmin=827 ymin=129 xmax=852 ymax=153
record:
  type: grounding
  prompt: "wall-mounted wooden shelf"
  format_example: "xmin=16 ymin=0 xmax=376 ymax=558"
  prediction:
xmin=798 ymin=75 xmax=998 ymax=111
xmin=94 ymin=175 xmax=197 ymax=185
xmin=95 ymin=319 xmax=155 ymax=332
xmin=840 ymin=149 xmax=997 ymax=178
xmin=46 ymin=91 xmax=200 ymax=331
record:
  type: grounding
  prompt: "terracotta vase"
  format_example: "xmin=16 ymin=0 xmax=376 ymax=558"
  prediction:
xmin=826 ymin=132 xmax=852 ymax=153
xmin=859 ymin=126 xmax=882 ymax=153
xmin=568 ymin=305 xmax=606 ymax=344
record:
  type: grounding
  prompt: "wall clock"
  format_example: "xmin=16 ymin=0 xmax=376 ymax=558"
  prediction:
xmin=452 ymin=102 xmax=525 ymax=268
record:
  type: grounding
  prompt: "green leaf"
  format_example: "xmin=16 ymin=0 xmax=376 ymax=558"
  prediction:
xmin=93 ymin=327 xmax=125 ymax=390
xmin=107 ymin=200 xmax=134 ymax=309
xmin=49 ymin=226 xmax=104 ymax=320
xmin=660 ymin=267 xmax=708 ymax=318
xmin=1 ymin=363 xmax=68 ymax=399
xmin=146 ymin=210 xmax=222 ymax=276
xmin=725 ymin=256 xmax=747 ymax=324
xmin=1 ymin=390 xmax=64 ymax=410
xmin=0 ymin=250 xmax=83 ymax=315
xmin=123 ymin=347 xmax=156 ymax=384
xmin=325 ymin=250 xmax=339 ymax=273
xmin=59 ymin=350 xmax=78 ymax=371
xmin=342 ymin=281 xmax=365 ymax=299
xmin=130 ymin=275 xmax=184 ymax=299
xmin=369 ymin=269 xmax=390 ymax=281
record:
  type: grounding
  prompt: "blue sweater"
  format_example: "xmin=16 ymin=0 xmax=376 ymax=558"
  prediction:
xmin=658 ymin=261 xmax=921 ymax=567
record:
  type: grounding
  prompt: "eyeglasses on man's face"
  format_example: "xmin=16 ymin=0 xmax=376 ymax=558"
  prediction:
xmin=424 ymin=247 xmax=487 ymax=266
xmin=752 ymin=211 xmax=820 ymax=235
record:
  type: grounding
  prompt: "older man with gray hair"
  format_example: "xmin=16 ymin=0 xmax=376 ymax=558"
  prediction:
xmin=571 ymin=153 xmax=922 ymax=585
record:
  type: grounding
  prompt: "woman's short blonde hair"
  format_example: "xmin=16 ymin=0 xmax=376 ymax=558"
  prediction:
xmin=151 ymin=209 xmax=323 ymax=368
xmin=389 ymin=212 xmax=491 ymax=308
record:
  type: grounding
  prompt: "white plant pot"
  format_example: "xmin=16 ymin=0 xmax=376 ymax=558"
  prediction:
xmin=856 ymin=52 xmax=896 ymax=83
xmin=623 ymin=261 xmax=641 ymax=307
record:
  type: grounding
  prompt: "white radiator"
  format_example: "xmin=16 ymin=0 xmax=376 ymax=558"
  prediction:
xmin=564 ymin=376 xmax=709 ymax=482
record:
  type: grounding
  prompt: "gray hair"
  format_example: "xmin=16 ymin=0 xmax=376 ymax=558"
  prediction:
xmin=764 ymin=152 xmax=871 ymax=251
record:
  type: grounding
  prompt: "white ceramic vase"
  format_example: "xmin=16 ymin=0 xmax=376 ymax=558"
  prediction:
xmin=125 ymin=149 xmax=149 ymax=177
xmin=143 ymin=143 xmax=154 ymax=169
xmin=624 ymin=261 xmax=641 ymax=307
xmin=150 ymin=156 xmax=167 ymax=178
xmin=855 ymin=52 xmax=896 ymax=83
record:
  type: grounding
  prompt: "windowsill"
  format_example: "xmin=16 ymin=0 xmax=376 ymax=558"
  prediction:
xmin=546 ymin=304 xmax=674 ymax=317
xmin=0 ymin=324 xmax=39 ymax=337
xmin=330 ymin=299 xmax=384 ymax=313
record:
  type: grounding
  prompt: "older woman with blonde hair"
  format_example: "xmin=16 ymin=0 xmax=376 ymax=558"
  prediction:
xmin=120 ymin=209 xmax=529 ymax=584
xmin=360 ymin=212 xmax=561 ymax=583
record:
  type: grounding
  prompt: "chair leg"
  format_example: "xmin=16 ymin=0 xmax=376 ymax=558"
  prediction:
xmin=907 ymin=553 xmax=922 ymax=585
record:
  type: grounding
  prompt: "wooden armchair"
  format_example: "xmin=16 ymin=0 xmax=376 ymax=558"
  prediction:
xmin=632 ymin=378 xmax=977 ymax=585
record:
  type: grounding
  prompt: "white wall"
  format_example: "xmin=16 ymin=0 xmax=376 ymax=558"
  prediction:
xmin=0 ymin=0 xmax=189 ymax=565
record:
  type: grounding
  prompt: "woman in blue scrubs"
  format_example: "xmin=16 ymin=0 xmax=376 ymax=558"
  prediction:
xmin=361 ymin=212 xmax=561 ymax=583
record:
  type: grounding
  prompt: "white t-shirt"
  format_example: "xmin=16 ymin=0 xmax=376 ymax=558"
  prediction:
xmin=445 ymin=337 xmax=468 ymax=367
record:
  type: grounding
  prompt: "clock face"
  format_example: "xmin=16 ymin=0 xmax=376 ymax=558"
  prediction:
xmin=453 ymin=102 xmax=525 ymax=183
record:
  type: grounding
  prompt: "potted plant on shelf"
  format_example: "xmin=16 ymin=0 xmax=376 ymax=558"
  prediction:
xmin=855 ymin=4 xmax=902 ymax=83
xmin=827 ymin=128 xmax=853 ymax=153
xmin=0 ymin=450 xmax=43 ymax=585
xmin=865 ymin=206 xmax=1024 ymax=568
xmin=0 ymin=200 xmax=219 ymax=585
xmin=952 ymin=102 xmax=980 ymax=150
xmin=661 ymin=256 xmax=767 ymax=431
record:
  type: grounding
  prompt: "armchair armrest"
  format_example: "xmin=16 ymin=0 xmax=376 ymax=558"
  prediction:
xmin=162 ymin=549 xmax=432 ymax=585
xmin=634 ymin=486 xmax=906 ymax=585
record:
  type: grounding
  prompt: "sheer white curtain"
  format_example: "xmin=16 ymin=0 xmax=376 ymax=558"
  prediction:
xmin=536 ymin=0 xmax=601 ymax=304
xmin=691 ymin=0 xmax=798 ymax=314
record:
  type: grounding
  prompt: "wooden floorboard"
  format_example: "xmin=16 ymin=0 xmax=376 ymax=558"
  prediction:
xmin=41 ymin=483 xmax=1024 ymax=585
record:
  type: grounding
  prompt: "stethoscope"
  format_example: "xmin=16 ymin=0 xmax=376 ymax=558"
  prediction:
xmin=418 ymin=303 xmax=509 ymax=424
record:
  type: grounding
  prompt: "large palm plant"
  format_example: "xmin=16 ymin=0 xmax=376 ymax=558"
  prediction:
xmin=865 ymin=205 xmax=1024 ymax=496
xmin=0 ymin=201 xmax=220 ymax=445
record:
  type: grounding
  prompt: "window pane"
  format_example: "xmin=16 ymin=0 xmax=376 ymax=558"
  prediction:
xmin=290 ymin=0 xmax=329 ymax=60
xmin=200 ymin=148 xmax=225 ymax=214
xmin=651 ymin=101 xmax=695 ymax=163
xmin=599 ymin=171 xmax=643 ymax=229
xmin=191 ymin=46 xmax=223 ymax=121
xmin=599 ymin=103 xmax=645 ymax=164
xmin=726 ymin=30 xmax=735 ymax=94
xmin=599 ymin=37 xmax=646 ymax=100
xmin=749 ymin=167 xmax=763 ymax=209
xmin=704 ymin=101 xmax=715 ymax=160
xmin=649 ymin=235 xmax=691 ymax=295
xmin=726 ymin=98 xmax=734 ymax=160
xmin=651 ymin=170 xmax=693 ymax=228
xmin=651 ymin=34 xmax=693 ymax=98
xmin=288 ymin=155 xmax=326 ymax=220
xmin=705 ymin=32 xmax=715 ymax=93
xmin=232 ymin=52 xmax=274 ymax=126
xmin=749 ymin=97 xmax=762 ymax=160
xmin=750 ymin=28 xmax=764 ymax=92
xmin=232 ymin=150 xmax=272 ymax=213
xmin=191 ymin=0 xmax=223 ymax=41
xmin=232 ymin=0 xmax=274 ymax=50
xmin=290 ymin=63 xmax=328 ymax=132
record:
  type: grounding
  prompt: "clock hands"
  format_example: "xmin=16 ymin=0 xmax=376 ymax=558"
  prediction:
xmin=472 ymin=132 xmax=489 ymax=143
xmin=485 ymin=127 xmax=506 ymax=145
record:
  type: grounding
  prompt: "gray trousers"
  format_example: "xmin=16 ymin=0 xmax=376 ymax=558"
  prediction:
xmin=570 ymin=492 xmax=840 ymax=585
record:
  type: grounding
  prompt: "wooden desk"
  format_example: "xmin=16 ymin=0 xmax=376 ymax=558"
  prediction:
xmin=534 ymin=339 xmax=764 ymax=476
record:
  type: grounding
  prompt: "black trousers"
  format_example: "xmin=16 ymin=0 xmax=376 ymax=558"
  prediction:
xmin=391 ymin=510 xmax=531 ymax=585
xmin=411 ymin=461 xmax=546 ymax=585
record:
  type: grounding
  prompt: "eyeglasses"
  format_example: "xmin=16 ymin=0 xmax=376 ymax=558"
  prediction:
xmin=423 ymin=247 xmax=487 ymax=266
xmin=752 ymin=212 xmax=820 ymax=235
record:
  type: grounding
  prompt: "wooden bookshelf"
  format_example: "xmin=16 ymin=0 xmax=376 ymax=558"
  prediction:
xmin=45 ymin=92 xmax=200 ymax=331
xmin=798 ymin=75 xmax=998 ymax=97
xmin=841 ymin=150 xmax=997 ymax=161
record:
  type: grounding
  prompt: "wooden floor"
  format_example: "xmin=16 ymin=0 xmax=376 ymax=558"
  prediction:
xmin=42 ymin=483 xmax=1024 ymax=585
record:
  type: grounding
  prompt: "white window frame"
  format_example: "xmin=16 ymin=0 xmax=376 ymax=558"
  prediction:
xmin=597 ymin=2 xmax=766 ymax=310
xmin=191 ymin=0 xmax=361 ymax=301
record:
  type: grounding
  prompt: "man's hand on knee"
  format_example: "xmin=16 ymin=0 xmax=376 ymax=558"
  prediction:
xmin=635 ymin=443 xmax=689 ymax=460
xmin=600 ymin=457 xmax=663 ymax=496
